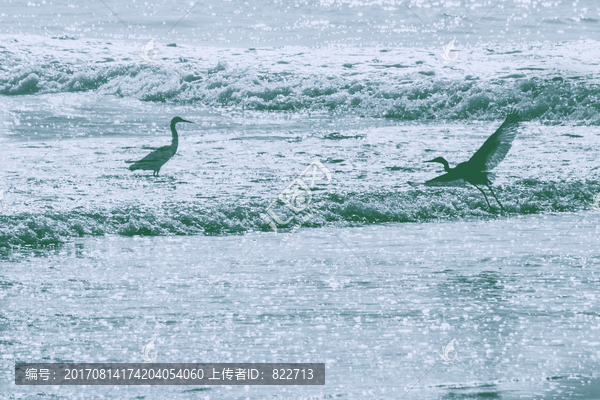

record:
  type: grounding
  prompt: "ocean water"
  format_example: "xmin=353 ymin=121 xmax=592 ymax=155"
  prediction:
xmin=1 ymin=0 xmax=600 ymax=399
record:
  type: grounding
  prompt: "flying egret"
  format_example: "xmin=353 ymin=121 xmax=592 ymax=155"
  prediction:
xmin=423 ymin=109 xmax=520 ymax=212
xmin=127 ymin=116 xmax=193 ymax=176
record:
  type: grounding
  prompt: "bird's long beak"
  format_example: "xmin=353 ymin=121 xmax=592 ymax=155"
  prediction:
xmin=423 ymin=159 xmax=435 ymax=163
xmin=182 ymin=119 xmax=194 ymax=123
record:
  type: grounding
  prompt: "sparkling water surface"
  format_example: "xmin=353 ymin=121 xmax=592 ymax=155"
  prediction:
xmin=2 ymin=214 xmax=600 ymax=399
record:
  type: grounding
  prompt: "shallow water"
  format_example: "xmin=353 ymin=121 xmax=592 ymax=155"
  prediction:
xmin=2 ymin=213 xmax=600 ymax=399
xmin=1 ymin=110 xmax=599 ymax=245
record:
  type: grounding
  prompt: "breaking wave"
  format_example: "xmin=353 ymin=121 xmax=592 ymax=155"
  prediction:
xmin=0 ymin=179 xmax=597 ymax=248
xmin=2 ymin=60 xmax=600 ymax=125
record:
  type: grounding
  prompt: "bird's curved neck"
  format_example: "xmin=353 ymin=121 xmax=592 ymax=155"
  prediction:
xmin=170 ymin=121 xmax=179 ymax=151
xmin=439 ymin=158 xmax=450 ymax=172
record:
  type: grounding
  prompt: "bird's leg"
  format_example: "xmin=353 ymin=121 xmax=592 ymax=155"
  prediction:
xmin=486 ymin=184 xmax=506 ymax=213
xmin=469 ymin=183 xmax=493 ymax=211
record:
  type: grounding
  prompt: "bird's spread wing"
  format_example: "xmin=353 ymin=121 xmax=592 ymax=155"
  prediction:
xmin=467 ymin=109 xmax=520 ymax=172
xmin=425 ymin=173 xmax=463 ymax=185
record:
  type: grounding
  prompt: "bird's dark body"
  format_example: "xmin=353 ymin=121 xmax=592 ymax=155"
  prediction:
xmin=128 ymin=145 xmax=176 ymax=176
xmin=127 ymin=117 xmax=193 ymax=176
xmin=423 ymin=109 xmax=520 ymax=211
xmin=430 ymin=161 xmax=492 ymax=186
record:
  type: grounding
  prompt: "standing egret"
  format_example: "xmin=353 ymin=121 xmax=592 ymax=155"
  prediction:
xmin=423 ymin=109 xmax=520 ymax=212
xmin=127 ymin=116 xmax=193 ymax=176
